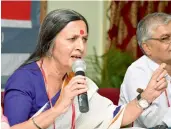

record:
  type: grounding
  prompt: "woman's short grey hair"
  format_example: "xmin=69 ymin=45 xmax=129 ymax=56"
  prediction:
xmin=136 ymin=12 xmax=171 ymax=52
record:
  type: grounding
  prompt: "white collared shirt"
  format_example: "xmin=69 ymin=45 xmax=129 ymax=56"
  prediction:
xmin=119 ymin=55 xmax=171 ymax=128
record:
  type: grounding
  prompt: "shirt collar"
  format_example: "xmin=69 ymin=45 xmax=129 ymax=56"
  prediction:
xmin=145 ymin=55 xmax=159 ymax=72
xmin=145 ymin=55 xmax=171 ymax=80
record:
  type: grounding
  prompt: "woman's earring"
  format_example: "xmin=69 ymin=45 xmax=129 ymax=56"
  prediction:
xmin=48 ymin=52 xmax=52 ymax=58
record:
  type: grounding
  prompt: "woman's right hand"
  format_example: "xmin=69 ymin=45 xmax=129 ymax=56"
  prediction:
xmin=54 ymin=75 xmax=88 ymax=114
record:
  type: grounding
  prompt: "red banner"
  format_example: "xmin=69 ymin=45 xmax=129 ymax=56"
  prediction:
xmin=1 ymin=1 xmax=31 ymax=20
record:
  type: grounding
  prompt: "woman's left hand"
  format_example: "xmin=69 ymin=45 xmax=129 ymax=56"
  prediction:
xmin=141 ymin=63 xmax=168 ymax=103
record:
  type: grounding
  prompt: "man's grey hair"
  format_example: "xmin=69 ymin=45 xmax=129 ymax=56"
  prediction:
xmin=136 ymin=12 xmax=171 ymax=52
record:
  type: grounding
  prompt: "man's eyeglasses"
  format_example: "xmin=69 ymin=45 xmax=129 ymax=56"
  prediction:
xmin=147 ymin=34 xmax=171 ymax=45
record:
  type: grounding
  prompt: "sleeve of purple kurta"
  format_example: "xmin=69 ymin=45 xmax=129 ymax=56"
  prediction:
xmin=4 ymin=69 xmax=35 ymax=126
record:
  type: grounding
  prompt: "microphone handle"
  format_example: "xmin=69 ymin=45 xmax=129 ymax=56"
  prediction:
xmin=75 ymin=71 xmax=89 ymax=113
xmin=75 ymin=71 xmax=85 ymax=76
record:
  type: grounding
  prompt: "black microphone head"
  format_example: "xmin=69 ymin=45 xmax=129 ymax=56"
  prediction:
xmin=72 ymin=59 xmax=86 ymax=73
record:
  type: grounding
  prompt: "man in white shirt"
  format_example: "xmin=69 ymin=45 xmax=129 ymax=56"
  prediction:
xmin=119 ymin=12 xmax=171 ymax=128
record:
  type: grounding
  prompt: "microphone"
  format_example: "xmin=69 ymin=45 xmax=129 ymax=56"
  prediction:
xmin=72 ymin=59 xmax=89 ymax=113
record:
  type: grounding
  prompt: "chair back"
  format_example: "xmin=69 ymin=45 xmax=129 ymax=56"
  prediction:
xmin=98 ymin=88 xmax=120 ymax=105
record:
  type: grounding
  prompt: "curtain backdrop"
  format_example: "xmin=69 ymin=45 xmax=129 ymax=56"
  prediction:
xmin=107 ymin=1 xmax=171 ymax=58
